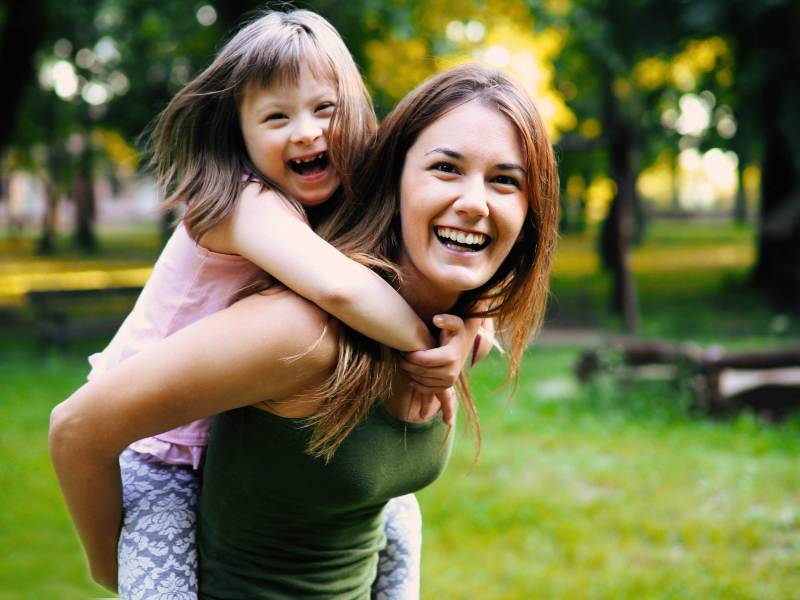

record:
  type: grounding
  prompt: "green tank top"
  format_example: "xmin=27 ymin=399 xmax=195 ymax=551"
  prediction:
xmin=197 ymin=401 xmax=453 ymax=599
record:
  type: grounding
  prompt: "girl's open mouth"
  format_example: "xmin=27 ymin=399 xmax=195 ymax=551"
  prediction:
xmin=434 ymin=226 xmax=491 ymax=253
xmin=288 ymin=152 xmax=330 ymax=177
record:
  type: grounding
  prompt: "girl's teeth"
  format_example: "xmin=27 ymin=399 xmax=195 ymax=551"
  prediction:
xmin=293 ymin=152 xmax=323 ymax=164
xmin=466 ymin=234 xmax=474 ymax=245
xmin=456 ymin=232 xmax=466 ymax=243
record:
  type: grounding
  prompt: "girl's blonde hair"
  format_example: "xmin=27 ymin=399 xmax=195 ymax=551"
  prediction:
xmin=149 ymin=9 xmax=376 ymax=240
xmin=300 ymin=64 xmax=560 ymax=461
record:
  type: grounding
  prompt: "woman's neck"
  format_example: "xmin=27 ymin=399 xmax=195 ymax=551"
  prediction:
xmin=398 ymin=266 xmax=460 ymax=326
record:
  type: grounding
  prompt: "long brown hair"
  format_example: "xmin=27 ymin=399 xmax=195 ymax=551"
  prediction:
xmin=300 ymin=64 xmax=560 ymax=461
xmin=147 ymin=9 xmax=376 ymax=241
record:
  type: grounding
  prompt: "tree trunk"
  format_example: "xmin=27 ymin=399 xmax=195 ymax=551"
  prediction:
xmin=0 ymin=0 xmax=46 ymax=154
xmin=73 ymin=141 xmax=97 ymax=252
xmin=37 ymin=180 xmax=58 ymax=255
xmin=600 ymin=78 xmax=640 ymax=334
xmin=751 ymin=76 xmax=800 ymax=311
xmin=733 ymin=167 xmax=747 ymax=223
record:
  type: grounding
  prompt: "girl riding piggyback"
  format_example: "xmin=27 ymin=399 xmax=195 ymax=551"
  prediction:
xmin=82 ymin=9 xmax=478 ymax=599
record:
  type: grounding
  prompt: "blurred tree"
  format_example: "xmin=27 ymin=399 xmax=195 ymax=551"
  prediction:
xmin=683 ymin=0 xmax=800 ymax=311
xmin=6 ymin=0 xmax=224 ymax=252
xmin=0 ymin=1 xmax=46 ymax=155
xmin=540 ymin=0 xmax=688 ymax=333
xmin=542 ymin=0 xmax=740 ymax=331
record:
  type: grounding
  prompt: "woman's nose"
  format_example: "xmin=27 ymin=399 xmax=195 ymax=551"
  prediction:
xmin=454 ymin=176 xmax=490 ymax=218
xmin=290 ymin=113 xmax=322 ymax=145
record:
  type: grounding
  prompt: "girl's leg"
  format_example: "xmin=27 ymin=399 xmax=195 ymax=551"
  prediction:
xmin=372 ymin=493 xmax=422 ymax=600
xmin=117 ymin=448 xmax=200 ymax=600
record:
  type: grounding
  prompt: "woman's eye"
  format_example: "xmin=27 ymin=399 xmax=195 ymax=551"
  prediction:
xmin=431 ymin=162 xmax=459 ymax=175
xmin=492 ymin=175 xmax=521 ymax=189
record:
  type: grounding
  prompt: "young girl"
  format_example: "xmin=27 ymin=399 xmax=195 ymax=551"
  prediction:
xmin=81 ymin=9 xmax=480 ymax=599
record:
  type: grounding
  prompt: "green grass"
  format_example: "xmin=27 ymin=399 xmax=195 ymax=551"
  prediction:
xmin=420 ymin=351 xmax=800 ymax=599
xmin=0 ymin=335 xmax=109 ymax=600
xmin=1 ymin=219 xmax=799 ymax=598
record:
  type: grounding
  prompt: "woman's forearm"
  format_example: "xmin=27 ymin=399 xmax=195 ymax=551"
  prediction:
xmin=47 ymin=291 xmax=339 ymax=591
xmin=49 ymin=402 xmax=121 ymax=591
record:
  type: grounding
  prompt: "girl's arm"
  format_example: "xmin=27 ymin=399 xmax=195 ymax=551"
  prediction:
xmin=49 ymin=291 xmax=338 ymax=591
xmin=201 ymin=184 xmax=434 ymax=351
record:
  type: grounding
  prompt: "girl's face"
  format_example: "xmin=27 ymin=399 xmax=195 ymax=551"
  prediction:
xmin=239 ymin=66 xmax=339 ymax=206
xmin=398 ymin=100 xmax=529 ymax=304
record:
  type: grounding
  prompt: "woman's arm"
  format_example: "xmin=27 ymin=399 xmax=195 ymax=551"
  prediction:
xmin=49 ymin=292 xmax=337 ymax=590
xmin=201 ymin=184 xmax=434 ymax=351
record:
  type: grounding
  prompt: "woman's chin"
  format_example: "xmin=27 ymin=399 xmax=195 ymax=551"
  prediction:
xmin=427 ymin=267 xmax=490 ymax=296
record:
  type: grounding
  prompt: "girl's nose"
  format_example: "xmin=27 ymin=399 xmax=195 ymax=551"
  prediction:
xmin=290 ymin=113 xmax=322 ymax=145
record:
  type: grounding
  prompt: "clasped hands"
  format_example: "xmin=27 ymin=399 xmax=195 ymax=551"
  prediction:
xmin=399 ymin=314 xmax=478 ymax=425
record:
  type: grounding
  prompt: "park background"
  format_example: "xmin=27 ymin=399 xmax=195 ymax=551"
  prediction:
xmin=1 ymin=0 xmax=799 ymax=598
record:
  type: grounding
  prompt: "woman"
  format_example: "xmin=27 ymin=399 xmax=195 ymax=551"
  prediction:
xmin=49 ymin=64 xmax=559 ymax=598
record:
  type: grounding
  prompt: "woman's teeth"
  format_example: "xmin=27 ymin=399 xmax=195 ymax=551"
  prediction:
xmin=434 ymin=226 xmax=489 ymax=251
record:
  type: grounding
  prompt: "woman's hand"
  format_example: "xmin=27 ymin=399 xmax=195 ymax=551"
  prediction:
xmin=400 ymin=314 xmax=482 ymax=424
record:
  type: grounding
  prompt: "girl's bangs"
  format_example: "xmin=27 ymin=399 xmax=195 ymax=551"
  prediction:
xmin=242 ymin=34 xmax=337 ymax=91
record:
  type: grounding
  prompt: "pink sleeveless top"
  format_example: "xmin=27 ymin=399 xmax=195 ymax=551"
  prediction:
xmin=88 ymin=223 xmax=261 ymax=468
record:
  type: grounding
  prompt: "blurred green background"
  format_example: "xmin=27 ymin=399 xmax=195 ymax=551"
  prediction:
xmin=1 ymin=1 xmax=799 ymax=598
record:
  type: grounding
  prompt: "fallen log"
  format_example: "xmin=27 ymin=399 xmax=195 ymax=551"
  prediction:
xmin=576 ymin=341 xmax=800 ymax=420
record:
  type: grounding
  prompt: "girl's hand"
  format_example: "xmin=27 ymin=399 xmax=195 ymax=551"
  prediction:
xmin=400 ymin=314 xmax=471 ymax=393
xmin=400 ymin=314 xmax=481 ymax=425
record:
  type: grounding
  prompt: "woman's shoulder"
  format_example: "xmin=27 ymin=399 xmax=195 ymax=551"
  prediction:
xmin=230 ymin=290 xmax=339 ymax=371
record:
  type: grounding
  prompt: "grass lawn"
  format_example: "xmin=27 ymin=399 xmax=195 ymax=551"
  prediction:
xmin=421 ymin=351 xmax=800 ymax=599
xmin=1 ymin=220 xmax=798 ymax=598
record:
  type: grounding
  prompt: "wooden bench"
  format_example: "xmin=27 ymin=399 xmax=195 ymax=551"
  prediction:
xmin=26 ymin=287 xmax=143 ymax=347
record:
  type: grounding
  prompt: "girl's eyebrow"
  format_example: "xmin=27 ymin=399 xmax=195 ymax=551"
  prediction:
xmin=250 ymin=96 xmax=286 ymax=112
xmin=425 ymin=147 xmax=527 ymax=175
xmin=252 ymin=87 xmax=336 ymax=113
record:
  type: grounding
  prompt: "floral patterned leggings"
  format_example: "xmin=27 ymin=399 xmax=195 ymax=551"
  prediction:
xmin=117 ymin=448 xmax=422 ymax=600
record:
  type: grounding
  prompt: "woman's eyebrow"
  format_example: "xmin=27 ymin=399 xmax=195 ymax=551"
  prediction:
xmin=425 ymin=147 xmax=463 ymax=160
xmin=496 ymin=162 xmax=527 ymax=175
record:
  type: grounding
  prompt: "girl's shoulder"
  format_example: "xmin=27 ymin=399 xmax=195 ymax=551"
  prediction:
xmin=237 ymin=182 xmax=309 ymax=223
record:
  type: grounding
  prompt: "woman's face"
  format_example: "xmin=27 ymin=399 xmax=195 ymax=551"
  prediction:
xmin=398 ymin=100 xmax=529 ymax=302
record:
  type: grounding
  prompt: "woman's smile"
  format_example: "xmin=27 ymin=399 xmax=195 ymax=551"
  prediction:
xmin=432 ymin=225 xmax=491 ymax=253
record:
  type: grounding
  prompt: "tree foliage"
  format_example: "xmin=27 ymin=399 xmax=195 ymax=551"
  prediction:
xmin=2 ymin=0 xmax=798 ymax=311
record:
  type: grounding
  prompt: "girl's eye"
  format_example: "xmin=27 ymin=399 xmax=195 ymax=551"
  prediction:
xmin=431 ymin=162 xmax=460 ymax=175
xmin=316 ymin=102 xmax=336 ymax=114
xmin=264 ymin=112 xmax=288 ymax=123
xmin=492 ymin=174 xmax=521 ymax=189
